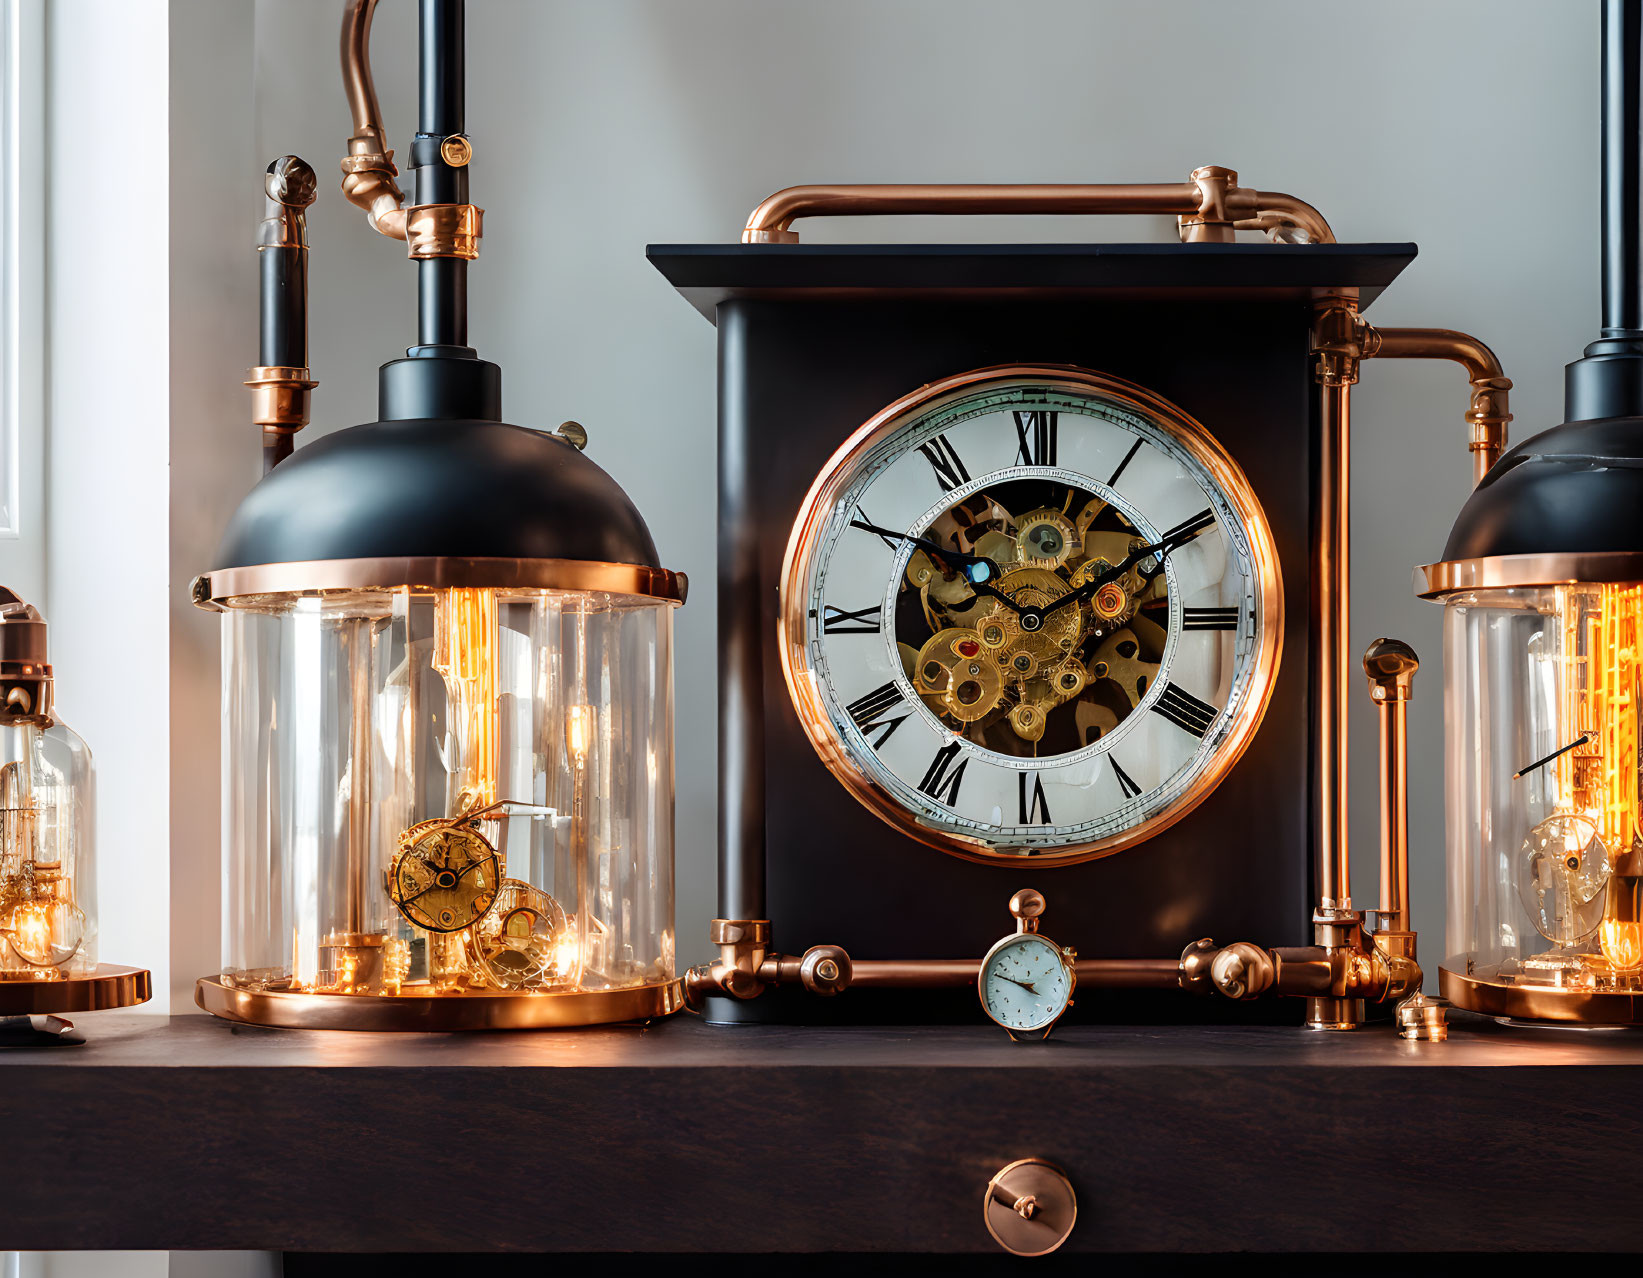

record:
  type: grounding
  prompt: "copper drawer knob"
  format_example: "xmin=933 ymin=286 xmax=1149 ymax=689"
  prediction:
xmin=984 ymin=1158 xmax=1076 ymax=1257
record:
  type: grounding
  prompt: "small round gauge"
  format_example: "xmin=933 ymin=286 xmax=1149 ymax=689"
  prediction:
xmin=979 ymin=931 xmax=1074 ymax=1035
xmin=389 ymin=819 xmax=502 ymax=934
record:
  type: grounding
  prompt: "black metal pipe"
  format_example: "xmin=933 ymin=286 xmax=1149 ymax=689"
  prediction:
xmin=1602 ymin=0 xmax=1643 ymax=336
xmin=414 ymin=0 xmax=468 ymax=350
xmin=419 ymin=0 xmax=463 ymax=137
xmin=259 ymin=247 xmax=307 ymax=370
xmin=418 ymin=260 xmax=468 ymax=349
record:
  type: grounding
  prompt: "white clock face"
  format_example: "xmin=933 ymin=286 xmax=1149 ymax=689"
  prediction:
xmin=780 ymin=369 xmax=1282 ymax=865
xmin=979 ymin=933 xmax=1072 ymax=1032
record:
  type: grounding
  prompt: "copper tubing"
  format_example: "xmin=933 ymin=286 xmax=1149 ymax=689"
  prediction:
xmin=340 ymin=0 xmax=408 ymax=239
xmin=1315 ymin=380 xmax=1352 ymax=912
xmin=1360 ymin=326 xmax=1512 ymax=484
xmin=831 ymin=957 xmax=1183 ymax=991
xmin=1377 ymin=694 xmax=1410 ymax=932
xmin=741 ymin=173 xmax=1335 ymax=245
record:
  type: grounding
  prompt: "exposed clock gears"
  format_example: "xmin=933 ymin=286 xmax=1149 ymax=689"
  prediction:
xmin=896 ymin=480 xmax=1167 ymax=757
xmin=389 ymin=812 xmax=503 ymax=934
xmin=468 ymin=878 xmax=574 ymax=990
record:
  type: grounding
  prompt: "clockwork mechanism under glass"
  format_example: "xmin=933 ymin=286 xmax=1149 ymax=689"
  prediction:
xmin=388 ymin=810 xmax=504 ymax=935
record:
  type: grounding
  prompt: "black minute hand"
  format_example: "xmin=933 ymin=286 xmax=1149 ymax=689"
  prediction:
xmin=1039 ymin=510 xmax=1215 ymax=619
xmin=849 ymin=519 xmax=1002 ymax=586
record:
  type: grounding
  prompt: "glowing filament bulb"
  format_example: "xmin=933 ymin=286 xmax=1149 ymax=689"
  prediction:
xmin=434 ymin=588 xmax=499 ymax=804
xmin=566 ymin=704 xmax=595 ymax=762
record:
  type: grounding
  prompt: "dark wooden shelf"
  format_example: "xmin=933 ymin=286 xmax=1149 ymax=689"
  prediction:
xmin=3 ymin=1009 xmax=1637 ymax=1254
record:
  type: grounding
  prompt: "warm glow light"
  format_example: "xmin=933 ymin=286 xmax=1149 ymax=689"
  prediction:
xmin=1560 ymin=584 xmax=1641 ymax=851
xmin=1558 ymin=585 xmax=1643 ymax=971
xmin=435 ymin=588 xmax=500 ymax=804
xmin=13 ymin=903 xmax=49 ymax=964
xmin=566 ymin=704 xmax=594 ymax=761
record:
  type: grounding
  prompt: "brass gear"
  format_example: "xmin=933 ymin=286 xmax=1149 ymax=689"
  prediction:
xmin=389 ymin=818 xmax=503 ymax=934
xmin=1014 ymin=508 xmax=1078 ymax=569
xmin=913 ymin=628 xmax=1005 ymax=723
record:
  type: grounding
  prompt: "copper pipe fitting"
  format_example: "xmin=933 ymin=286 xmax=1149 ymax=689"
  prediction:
xmin=405 ymin=203 xmax=484 ymax=260
xmin=340 ymin=0 xmax=408 ymax=240
xmin=1359 ymin=325 xmax=1513 ymax=484
xmin=245 ymin=366 xmax=318 ymax=432
xmin=739 ymin=168 xmax=1335 ymax=245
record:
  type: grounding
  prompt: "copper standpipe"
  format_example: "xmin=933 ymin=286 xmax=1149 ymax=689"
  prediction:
xmin=248 ymin=156 xmax=319 ymax=474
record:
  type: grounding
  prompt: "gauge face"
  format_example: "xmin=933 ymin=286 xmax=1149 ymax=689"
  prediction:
xmin=780 ymin=368 xmax=1282 ymax=865
xmin=979 ymin=933 xmax=1072 ymax=1032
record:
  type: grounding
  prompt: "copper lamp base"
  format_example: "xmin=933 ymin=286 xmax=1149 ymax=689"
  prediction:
xmin=196 ymin=974 xmax=684 ymax=1032
xmin=1441 ymin=963 xmax=1643 ymax=1025
xmin=0 ymin=964 xmax=151 ymax=1014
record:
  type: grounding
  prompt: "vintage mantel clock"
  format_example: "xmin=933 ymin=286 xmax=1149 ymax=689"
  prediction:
xmin=655 ymin=171 xmax=1512 ymax=1031
xmin=193 ymin=0 xmax=683 ymax=1031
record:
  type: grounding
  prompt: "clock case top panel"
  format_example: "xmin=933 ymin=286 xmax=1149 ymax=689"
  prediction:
xmin=650 ymin=243 xmax=1415 ymax=1020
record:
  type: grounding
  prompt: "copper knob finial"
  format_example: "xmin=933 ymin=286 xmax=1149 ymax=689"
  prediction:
xmin=1009 ymin=889 xmax=1046 ymax=922
xmin=1363 ymin=637 xmax=1419 ymax=703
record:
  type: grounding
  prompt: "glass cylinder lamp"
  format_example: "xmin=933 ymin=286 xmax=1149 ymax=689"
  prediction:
xmin=1420 ymin=415 xmax=1643 ymax=1024
xmin=195 ymin=418 xmax=686 ymax=1030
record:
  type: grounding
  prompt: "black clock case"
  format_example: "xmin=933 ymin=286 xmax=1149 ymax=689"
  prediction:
xmin=650 ymin=243 xmax=1416 ymax=1023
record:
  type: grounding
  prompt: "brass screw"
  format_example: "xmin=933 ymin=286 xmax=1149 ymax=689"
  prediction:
xmin=816 ymin=958 xmax=839 ymax=982
xmin=440 ymin=135 xmax=473 ymax=167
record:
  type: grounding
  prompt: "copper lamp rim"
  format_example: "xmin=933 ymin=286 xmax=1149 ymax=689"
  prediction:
xmin=1441 ymin=963 xmax=1643 ymax=1025
xmin=196 ymin=555 xmax=688 ymax=608
xmin=0 ymin=964 xmax=152 ymax=1014
xmin=1416 ymin=551 xmax=1643 ymax=599
xmin=196 ymin=974 xmax=683 ymax=1031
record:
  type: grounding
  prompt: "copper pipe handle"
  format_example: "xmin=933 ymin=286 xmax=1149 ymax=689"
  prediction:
xmin=742 ymin=167 xmax=1335 ymax=245
xmin=1359 ymin=324 xmax=1513 ymax=483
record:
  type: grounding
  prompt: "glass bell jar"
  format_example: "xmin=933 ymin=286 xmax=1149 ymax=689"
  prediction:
xmin=1421 ymin=414 xmax=1643 ymax=1024
xmin=0 ymin=590 xmax=96 ymax=982
xmin=0 ymin=589 xmax=149 ymax=1013
xmin=196 ymin=420 xmax=686 ymax=1030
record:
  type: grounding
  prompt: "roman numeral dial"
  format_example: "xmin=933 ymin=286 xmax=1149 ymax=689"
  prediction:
xmin=786 ymin=373 xmax=1278 ymax=864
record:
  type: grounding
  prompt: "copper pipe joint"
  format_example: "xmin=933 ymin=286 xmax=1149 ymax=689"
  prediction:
xmin=739 ymin=168 xmax=1335 ymax=245
xmin=406 ymin=204 xmax=484 ymax=260
xmin=339 ymin=0 xmax=407 ymax=240
xmin=245 ymin=366 xmax=317 ymax=430
xmin=1359 ymin=324 xmax=1513 ymax=482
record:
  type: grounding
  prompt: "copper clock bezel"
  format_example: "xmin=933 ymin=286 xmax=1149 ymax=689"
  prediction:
xmin=777 ymin=365 xmax=1284 ymax=868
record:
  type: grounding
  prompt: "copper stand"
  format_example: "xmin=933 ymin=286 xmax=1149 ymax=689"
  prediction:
xmin=196 ymin=974 xmax=681 ymax=1032
xmin=0 ymin=965 xmax=151 ymax=1015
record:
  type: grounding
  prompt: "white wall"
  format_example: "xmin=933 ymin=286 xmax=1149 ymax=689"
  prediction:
xmin=239 ymin=0 xmax=1595 ymax=963
xmin=45 ymin=0 xmax=173 ymax=1002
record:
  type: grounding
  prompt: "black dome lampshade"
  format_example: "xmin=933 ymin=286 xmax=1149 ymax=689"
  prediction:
xmin=201 ymin=0 xmax=681 ymax=606
xmin=1427 ymin=0 xmax=1643 ymax=583
xmin=212 ymin=417 xmax=668 ymax=577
